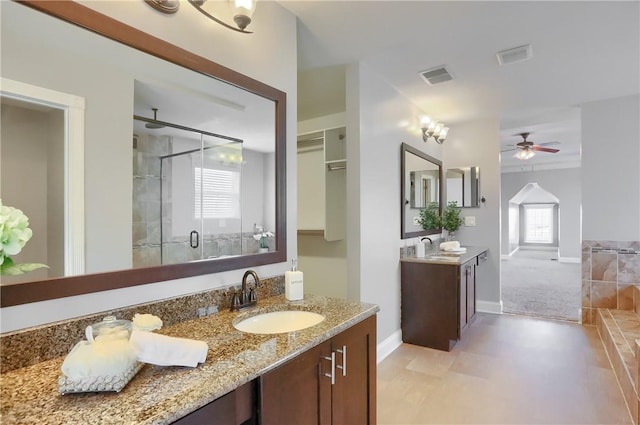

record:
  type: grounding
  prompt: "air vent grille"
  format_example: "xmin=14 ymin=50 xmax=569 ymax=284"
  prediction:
xmin=419 ymin=66 xmax=453 ymax=85
xmin=496 ymin=44 xmax=533 ymax=65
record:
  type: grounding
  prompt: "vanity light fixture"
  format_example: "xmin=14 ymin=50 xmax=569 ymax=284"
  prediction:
xmin=420 ymin=116 xmax=449 ymax=144
xmin=145 ymin=0 xmax=180 ymax=14
xmin=187 ymin=0 xmax=257 ymax=33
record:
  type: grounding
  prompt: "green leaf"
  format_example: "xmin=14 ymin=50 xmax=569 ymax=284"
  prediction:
xmin=0 ymin=261 xmax=48 ymax=276
xmin=418 ymin=202 xmax=441 ymax=230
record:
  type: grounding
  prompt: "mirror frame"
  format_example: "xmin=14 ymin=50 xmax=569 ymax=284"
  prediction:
xmin=400 ymin=143 xmax=442 ymax=239
xmin=1 ymin=1 xmax=287 ymax=307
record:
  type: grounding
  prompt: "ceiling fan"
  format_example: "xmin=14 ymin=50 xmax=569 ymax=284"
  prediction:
xmin=502 ymin=132 xmax=560 ymax=160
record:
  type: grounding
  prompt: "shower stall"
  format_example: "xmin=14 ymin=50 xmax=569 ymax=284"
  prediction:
xmin=132 ymin=114 xmax=245 ymax=267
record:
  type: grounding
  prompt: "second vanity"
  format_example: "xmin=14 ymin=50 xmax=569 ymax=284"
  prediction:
xmin=400 ymin=246 xmax=488 ymax=351
xmin=0 ymin=295 xmax=378 ymax=425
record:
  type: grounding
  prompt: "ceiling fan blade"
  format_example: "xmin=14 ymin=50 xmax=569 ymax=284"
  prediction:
xmin=531 ymin=145 xmax=559 ymax=153
xmin=539 ymin=141 xmax=560 ymax=147
xmin=501 ymin=148 xmax=517 ymax=152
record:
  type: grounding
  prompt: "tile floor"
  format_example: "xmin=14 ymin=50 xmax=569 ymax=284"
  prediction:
xmin=378 ymin=313 xmax=631 ymax=424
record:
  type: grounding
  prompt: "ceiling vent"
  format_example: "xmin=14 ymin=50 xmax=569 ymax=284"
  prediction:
xmin=496 ymin=44 xmax=533 ymax=66
xmin=419 ymin=66 xmax=454 ymax=86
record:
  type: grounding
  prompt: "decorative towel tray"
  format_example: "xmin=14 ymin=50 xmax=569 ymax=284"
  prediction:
xmin=58 ymin=362 xmax=144 ymax=394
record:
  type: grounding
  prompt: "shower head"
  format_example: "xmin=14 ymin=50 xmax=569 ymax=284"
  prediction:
xmin=145 ymin=108 xmax=165 ymax=129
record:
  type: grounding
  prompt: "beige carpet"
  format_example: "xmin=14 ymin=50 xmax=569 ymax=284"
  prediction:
xmin=501 ymin=248 xmax=581 ymax=322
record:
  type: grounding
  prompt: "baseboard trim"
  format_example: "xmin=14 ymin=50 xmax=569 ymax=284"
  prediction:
xmin=477 ymin=299 xmax=503 ymax=314
xmin=559 ymin=257 xmax=580 ymax=263
xmin=377 ymin=329 xmax=402 ymax=364
xmin=519 ymin=246 xmax=559 ymax=251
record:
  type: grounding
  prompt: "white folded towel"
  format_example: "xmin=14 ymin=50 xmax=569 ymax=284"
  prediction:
xmin=440 ymin=241 xmax=460 ymax=251
xmin=444 ymin=247 xmax=467 ymax=253
xmin=129 ymin=330 xmax=208 ymax=367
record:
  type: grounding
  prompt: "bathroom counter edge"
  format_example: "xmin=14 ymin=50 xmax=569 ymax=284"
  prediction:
xmin=401 ymin=246 xmax=488 ymax=265
xmin=0 ymin=294 xmax=379 ymax=425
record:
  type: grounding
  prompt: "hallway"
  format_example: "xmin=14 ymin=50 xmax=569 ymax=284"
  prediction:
xmin=378 ymin=313 xmax=629 ymax=424
xmin=501 ymin=249 xmax=581 ymax=321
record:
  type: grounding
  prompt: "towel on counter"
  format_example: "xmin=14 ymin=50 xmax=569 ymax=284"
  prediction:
xmin=130 ymin=330 xmax=208 ymax=367
xmin=439 ymin=241 xmax=461 ymax=251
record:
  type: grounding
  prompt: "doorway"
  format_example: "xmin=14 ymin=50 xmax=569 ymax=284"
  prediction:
xmin=501 ymin=181 xmax=581 ymax=321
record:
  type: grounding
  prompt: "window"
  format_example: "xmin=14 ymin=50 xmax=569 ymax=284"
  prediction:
xmin=524 ymin=204 xmax=554 ymax=244
xmin=194 ymin=167 xmax=240 ymax=219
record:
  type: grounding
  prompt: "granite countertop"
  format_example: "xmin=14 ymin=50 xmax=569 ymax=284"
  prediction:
xmin=0 ymin=294 xmax=379 ymax=425
xmin=401 ymin=245 xmax=488 ymax=265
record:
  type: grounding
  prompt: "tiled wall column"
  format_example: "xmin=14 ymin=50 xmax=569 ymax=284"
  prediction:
xmin=582 ymin=241 xmax=640 ymax=325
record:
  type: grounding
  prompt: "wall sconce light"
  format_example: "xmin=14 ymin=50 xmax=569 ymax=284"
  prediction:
xmin=145 ymin=0 xmax=180 ymax=14
xmin=187 ymin=0 xmax=257 ymax=33
xmin=420 ymin=116 xmax=449 ymax=144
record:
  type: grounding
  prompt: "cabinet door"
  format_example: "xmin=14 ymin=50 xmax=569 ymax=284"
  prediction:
xmin=459 ymin=264 xmax=468 ymax=336
xmin=172 ymin=381 xmax=254 ymax=425
xmin=260 ymin=340 xmax=332 ymax=425
xmin=331 ymin=316 xmax=376 ymax=425
xmin=467 ymin=263 xmax=476 ymax=324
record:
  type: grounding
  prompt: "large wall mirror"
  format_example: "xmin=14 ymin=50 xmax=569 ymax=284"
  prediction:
xmin=400 ymin=143 xmax=442 ymax=239
xmin=445 ymin=167 xmax=481 ymax=208
xmin=0 ymin=1 xmax=286 ymax=307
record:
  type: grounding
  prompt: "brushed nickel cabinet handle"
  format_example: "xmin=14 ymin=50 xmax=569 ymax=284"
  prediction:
xmin=335 ymin=345 xmax=347 ymax=377
xmin=322 ymin=352 xmax=336 ymax=385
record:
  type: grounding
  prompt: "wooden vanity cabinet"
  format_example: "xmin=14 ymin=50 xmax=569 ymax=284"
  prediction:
xmin=172 ymin=381 xmax=255 ymax=425
xmin=259 ymin=316 xmax=377 ymax=425
xmin=401 ymin=258 xmax=478 ymax=351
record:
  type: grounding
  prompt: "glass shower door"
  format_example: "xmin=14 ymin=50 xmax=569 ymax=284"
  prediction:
xmin=199 ymin=136 xmax=243 ymax=260
xmin=160 ymin=130 xmax=204 ymax=265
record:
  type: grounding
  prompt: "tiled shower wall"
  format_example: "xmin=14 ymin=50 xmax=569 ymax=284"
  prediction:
xmin=582 ymin=240 xmax=640 ymax=325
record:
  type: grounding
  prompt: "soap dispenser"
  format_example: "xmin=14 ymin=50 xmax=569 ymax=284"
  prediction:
xmin=285 ymin=259 xmax=304 ymax=301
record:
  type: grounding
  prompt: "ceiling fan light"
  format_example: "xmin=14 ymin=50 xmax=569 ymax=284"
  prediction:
xmin=515 ymin=149 xmax=535 ymax=160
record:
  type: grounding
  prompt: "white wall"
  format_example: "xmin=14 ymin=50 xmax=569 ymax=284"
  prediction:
xmin=582 ymin=94 xmax=640 ymax=241
xmin=346 ymin=62 xmax=443 ymax=343
xmin=501 ymin=168 xmax=582 ymax=259
xmin=443 ymin=118 xmax=502 ymax=312
xmin=1 ymin=1 xmax=298 ymax=332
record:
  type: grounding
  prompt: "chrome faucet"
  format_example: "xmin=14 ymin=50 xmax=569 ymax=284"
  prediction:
xmin=421 ymin=237 xmax=433 ymax=246
xmin=231 ymin=270 xmax=261 ymax=311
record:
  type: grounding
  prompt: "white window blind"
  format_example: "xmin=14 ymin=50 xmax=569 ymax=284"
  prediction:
xmin=194 ymin=167 xmax=240 ymax=219
xmin=524 ymin=204 xmax=554 ymax=244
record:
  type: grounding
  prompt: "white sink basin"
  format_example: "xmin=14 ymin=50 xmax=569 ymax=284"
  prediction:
xmin=233 ymin=310 xmax=325 ymax=334
xmin=426 ymin=255 xmax=457 ymax=261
